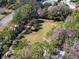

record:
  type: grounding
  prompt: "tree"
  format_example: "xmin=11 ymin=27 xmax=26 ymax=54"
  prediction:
xmin=48 ymin=6 xmax=58 ymax=19
xmin=47 ymin=3 xmax=71 ymax=20
xmin=12 ymin=4 xmax=32 ymax=24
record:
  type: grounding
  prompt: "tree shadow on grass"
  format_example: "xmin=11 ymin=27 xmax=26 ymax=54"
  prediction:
xmin=19 ymin=20 xmax=44 ymax=39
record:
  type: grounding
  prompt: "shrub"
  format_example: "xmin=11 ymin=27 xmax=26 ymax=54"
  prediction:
xmin=13 ymin=39 xmax=28 ymax=51
xmin=65 ymin=10 xmax=79 ymax=31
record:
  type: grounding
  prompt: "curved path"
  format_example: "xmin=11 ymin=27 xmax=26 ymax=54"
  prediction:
xmin=0 ymin=11 xmax=15 ymax=26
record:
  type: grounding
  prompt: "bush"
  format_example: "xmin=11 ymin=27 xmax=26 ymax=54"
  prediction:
xmin=32 ymin=42 xmax=44 ymax=59
xmin=13 ymin=39 xmax=28 ymax=51
xmin=65 ymin=10 xmax=79 ymax=31
xmin=31 ymin=40 xmax=59 ymax=59
xmin=14 ymin=46 xmax=31 ymax=59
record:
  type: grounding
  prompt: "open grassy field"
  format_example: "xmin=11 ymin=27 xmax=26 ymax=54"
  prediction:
xmin=23 ymin=20 xmax=63 ymax=43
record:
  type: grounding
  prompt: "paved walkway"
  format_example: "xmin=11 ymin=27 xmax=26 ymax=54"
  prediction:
xmin=0 ymin=11 xmax=15 ymax=26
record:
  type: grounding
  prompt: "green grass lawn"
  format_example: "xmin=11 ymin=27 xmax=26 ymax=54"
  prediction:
xmin=23 ymin=20 xmax=63 ymax=43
